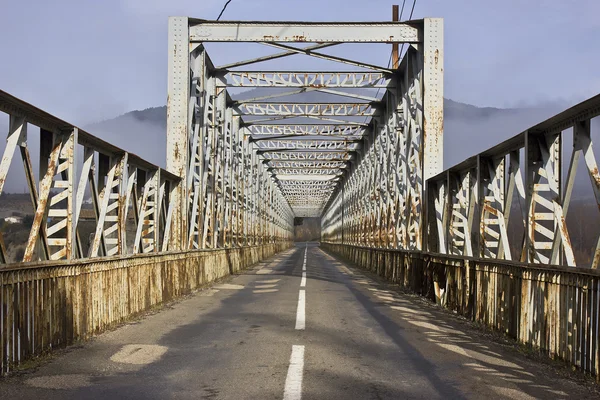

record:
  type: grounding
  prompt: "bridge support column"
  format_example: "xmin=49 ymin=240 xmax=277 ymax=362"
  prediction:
xmin=167 ymin=16 xmax=190 ymax=250
xmin=422 ymin=18 xmax=444 ymax=252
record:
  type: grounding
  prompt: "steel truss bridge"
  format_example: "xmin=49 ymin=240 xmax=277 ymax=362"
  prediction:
xmin=1 ymin=15 xmax=600 ymax=385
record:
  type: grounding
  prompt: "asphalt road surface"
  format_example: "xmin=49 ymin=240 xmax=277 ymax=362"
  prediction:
xmin=0 ymin=243 xmax=597 ymax=399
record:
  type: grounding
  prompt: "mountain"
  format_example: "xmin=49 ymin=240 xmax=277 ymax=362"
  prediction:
xmin=444 ymin=98 xmax=509 ymax=119
xmin=86 ymin=106 xmax=169 ymax=169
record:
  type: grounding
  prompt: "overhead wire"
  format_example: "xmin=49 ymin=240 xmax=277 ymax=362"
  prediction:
xmin=216 ymin=0 xmax=233 ymax=21
xmin=399 ymin=0 xmax=418 ymax=60
xmin=363 ymin=0 xmax=408 ymax=125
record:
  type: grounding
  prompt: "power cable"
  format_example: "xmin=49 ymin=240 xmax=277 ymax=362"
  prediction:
xmin=398 ymin=1 xmax=406 ymax=27
xmin=399 ymin=0 xmax=417 ymax=59
xmin=216 ymin=0 xmax=233 ymax=21
xmin=364 ymin=0 xmax=407 ymax=125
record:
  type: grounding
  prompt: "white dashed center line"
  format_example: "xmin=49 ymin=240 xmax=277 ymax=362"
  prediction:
xmin=283 ymin=345 xmax=305 ymax=400
xmin=286 ymin=247 xmax=308 ymax=399
xmin=301 ymin=248 xmax=307 ymax=286
xmin=295 ymin=290 xmax=306 ymax=330
xmin=302 ymin=248 xmax=307 ymax=271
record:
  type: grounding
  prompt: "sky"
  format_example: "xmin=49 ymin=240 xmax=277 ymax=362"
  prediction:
xmin=0 ymin=0 xmax=599 ymax=126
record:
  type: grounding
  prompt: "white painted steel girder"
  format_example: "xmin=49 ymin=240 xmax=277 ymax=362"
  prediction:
xmin=255 ymin=140 xmax=360 ymax=151
xmin=276 ymin=174 xmax=339 ymax=180
xmin=238 ymin=103 xmax=378 ymax=117
xmin=320 ymin=28 xmax=444 ymax=250
xmin=267 ymin=160 xmax=348 ymax=169
xmin=261 ymin=151 xmax=353 ymax=161
xmin=279 ymin=180 xmax=338 ymax=187
xmin=287 ymin=198 xmax=331 ymax=203
xmin=272 ymin=169 xmax=344 ymax=175
xmin=224 ymin=71 xmax=393 ymax=88
xmin=189 ymin=21 xmax=420 ymax=43
xmin=246 ymin=124 xmax=367 ymax=136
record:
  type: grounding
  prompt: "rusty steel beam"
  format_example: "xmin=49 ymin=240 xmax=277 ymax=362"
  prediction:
xmin=189 ymin=20 xmax=420 ymax=43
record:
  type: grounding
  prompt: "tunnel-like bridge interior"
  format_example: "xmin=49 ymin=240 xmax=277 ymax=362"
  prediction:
xmin=165 ymin=17 xmax=442 ymax=251
xmin=1 ymin=15 xmax=600 ymax=396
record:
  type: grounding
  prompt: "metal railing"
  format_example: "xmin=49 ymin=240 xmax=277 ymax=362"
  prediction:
xmin=427 ymin=94 xmax=600 ymax=268
xmin=0 ymin=88 xmax=294 ymax=374
xmin=322 ymin=95 xmax=600 ymax=378
xmin=0 ymin=90 xmax=180 ymax=264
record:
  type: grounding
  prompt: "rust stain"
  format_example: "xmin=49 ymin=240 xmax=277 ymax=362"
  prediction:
xmin=24 ymin=147 xmax=60 ymax=262
xmin=483 ymin=203 xmax=499 ymax=217
xmin=591 ymin=166 xmax=600 ymax=188
xmin=166 ymin=95 xmax=170 ymax=118
xmin=0 ymin=244 xmax=290 ymax=376
xmin=592 ymin=247 xmax=600 ymax=269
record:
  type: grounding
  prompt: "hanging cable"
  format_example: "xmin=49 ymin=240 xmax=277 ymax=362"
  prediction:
xmin=399 ymin=0 xmax=406 ymax=25
xmin=364 ymin=1 xmax=407 ymax=124
xmin=408 ymin=0 xmax=417 ymax=19
xmin=399 ymin=0 xmax=417 ymax=58
xmin=216 ymin=0 xmax=233 ymax=21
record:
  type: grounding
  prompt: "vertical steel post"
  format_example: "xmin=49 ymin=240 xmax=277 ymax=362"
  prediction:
xmin=166 ymin=16 xmax=190 ymax=250
xmin=422 ymin=18 xmax=444 ymax=251
xmin=392 ymin=5 xmax=400 ymax=69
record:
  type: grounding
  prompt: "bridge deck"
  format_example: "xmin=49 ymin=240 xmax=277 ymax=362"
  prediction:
xmin=0 ymin=244 xmax=595 ymax=399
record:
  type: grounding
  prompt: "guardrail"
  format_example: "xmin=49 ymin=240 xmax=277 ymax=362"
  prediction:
xmin=0 ymin=242 xmax=290 ymax=375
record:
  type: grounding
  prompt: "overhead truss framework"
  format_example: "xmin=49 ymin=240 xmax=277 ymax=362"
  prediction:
xmin=222 ymin=71 xmax=394 ymax=88
xmin=167 ymin=17 xmax=443 ymax=246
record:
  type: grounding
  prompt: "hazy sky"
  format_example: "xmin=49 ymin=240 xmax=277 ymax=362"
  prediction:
xmin=0 ymin=0 xmax=599 ymax=125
